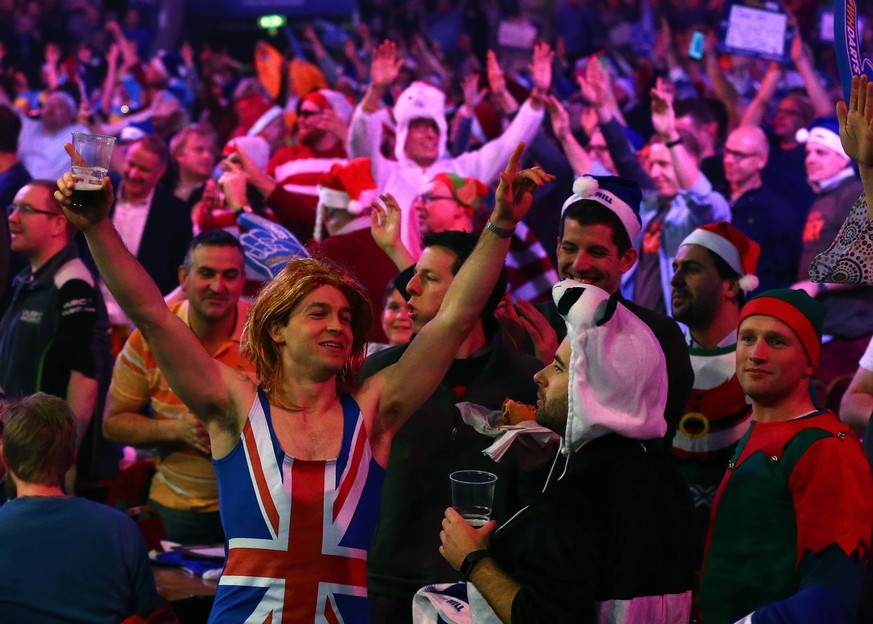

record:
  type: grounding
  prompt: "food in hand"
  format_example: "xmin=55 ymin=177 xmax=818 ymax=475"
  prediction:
xmin=501 ymin=398 xmax=536 ymax=426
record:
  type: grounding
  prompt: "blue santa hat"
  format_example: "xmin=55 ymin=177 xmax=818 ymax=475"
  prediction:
xmin=561 ymin=175 xmax=643 ymax=241
xmin=795 ymin=117 xmax=848 ymax=159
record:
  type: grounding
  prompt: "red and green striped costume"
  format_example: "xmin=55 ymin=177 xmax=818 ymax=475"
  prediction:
xmin=698 ymin=411 xmax=873 ymax=624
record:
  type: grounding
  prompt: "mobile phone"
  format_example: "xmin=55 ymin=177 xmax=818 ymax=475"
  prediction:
xmin=689 ymin=30 xmax=705 ymax=60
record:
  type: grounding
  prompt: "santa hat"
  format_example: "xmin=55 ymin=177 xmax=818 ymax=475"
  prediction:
xmin=393 ymin=81 xmax=448 ymax=163
xmin=223 ymin=136 xmax=271 ymax=171
xmin=795 ymin=117 xmax=849 ymax=159
xmin=314 ymin=158 xmax=378 ymax=241
xmin=553 ymin=280 xmax=667 ymax=454
xmin=680 ymin=221 xmax=761 ymax=292
xmin=247 ymin=105 xmax=284 ymax=138
xmin=561 ymin=175 xmax=643 ymax=241
xmin=431 ymin=173 xmax=488 ymax=215
xmin=739 ymin=288 xmax=826 ymax=369
xmin=301 ymin=89 xmax=354 ymax=124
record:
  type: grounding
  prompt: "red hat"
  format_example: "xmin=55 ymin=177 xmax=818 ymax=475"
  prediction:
xmin=302 ymin=89 xmax=354 ymax=124
xmin=680 ymin=221 xmax=761 ymax=293
xmin=431 ymin=173 xmax=488 ymax=215
xmin=314 ymin=158 xmax=377 ymax=241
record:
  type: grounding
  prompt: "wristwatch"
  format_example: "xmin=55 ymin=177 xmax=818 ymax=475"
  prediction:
xmin=460 ymin=549 xmax=491 ymax=581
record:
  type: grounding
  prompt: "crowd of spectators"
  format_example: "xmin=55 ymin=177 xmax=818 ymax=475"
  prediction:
xmin=3 ymin=0 xmax=873 ymax=621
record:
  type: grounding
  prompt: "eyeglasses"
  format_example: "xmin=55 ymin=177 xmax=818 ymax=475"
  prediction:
xmin=724 ymin=148 xmax=760 ymax=160
xmin=297 ymin=109 xmax=322 ymax=119
xmin=7 ymin=203 xmax=63 ymax=217
xmin=418 ymin=194 xmax=455 ymax=204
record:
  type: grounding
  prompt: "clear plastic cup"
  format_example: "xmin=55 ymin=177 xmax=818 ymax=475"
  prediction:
xmin=70 ymin=132 xmax=115 ymax=210
xmin=450 ymin=470 xmax=497 ymax=527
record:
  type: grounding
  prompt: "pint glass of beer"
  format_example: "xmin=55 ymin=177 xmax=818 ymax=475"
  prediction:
xmin=70 ymin=132 xmax=115 ymax=210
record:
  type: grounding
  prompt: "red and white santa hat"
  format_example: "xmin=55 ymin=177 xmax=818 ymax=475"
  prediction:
xmin=314 ymin=158 xmax=378 ymax=241
xmin=301 ymin=89 xmax=354 ymax=124
xmin=680 ymin=221 xmax=761 ymax=292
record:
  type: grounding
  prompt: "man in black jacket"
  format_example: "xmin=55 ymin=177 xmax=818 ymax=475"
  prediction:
xmin=361 ymin=230 xmax=550 ymax=624
xmin=517 ymin=174 xmax=693 ymax=444
xmin=437 ymin=280 xmax=694 ymax=623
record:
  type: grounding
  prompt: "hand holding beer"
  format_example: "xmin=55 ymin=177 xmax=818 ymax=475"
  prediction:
xmin=55 ymin=141 xmax=115 ymax=227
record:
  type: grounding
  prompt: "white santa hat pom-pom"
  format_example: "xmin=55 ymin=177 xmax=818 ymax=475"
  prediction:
xmin=573 ymin=176 xmax=600 ymax=199
xmin=738 ymin=274 xmax=760 ymax=293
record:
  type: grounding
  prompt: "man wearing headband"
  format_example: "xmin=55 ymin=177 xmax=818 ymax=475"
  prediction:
xmin=698 ymin=289 xmax=873 ymax=624
xmin=791 ymin=116 xmax=873 ymax=392
xmin=519 ymin=173 xmax=693 ymax=443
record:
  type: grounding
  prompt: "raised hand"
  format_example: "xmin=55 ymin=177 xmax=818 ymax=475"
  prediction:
xmin=44 ymin=42 xmax=61 ymax=67
xmin=315 ymin=107 xmax=349 ymax=141
xmin=530 ymin=42 xmax=554 ymax=94
xmin=371 ymin=193 xmax=414 ymax=269
xmin=577 ymin=56 xmax=610 ymax=108
xmin=218 ymin=166 xmax=248 ymax=211
xmin=370 ymin=193 xmax=404 ymax=251
xmin=461 ymin=72 xmax=487 ymax=115
xmin=837 ymin=75 xmax=873 ymax=168
xmin=486 ymin=49 xmax=507 ymax=94
xmin=650 ymin=76 xmax=677 ymax=139
xmin=515 ymin=298 xmax=559 ymax=364
xmin=370 ymin=40 xmax=402 ymax=90
xmin=494 ymin=142 xmax=556 ymax=226
xmin=545 ymin=95 xmax=571 ymax=139
xmin=55 ymin=143 xmax=114 ymax=229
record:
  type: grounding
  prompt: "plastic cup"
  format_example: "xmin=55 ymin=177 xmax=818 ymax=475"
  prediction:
xmin=70 ymin=132 xmax=115 ymax=211
xmin=450 ymin=470 xmax=497 ymax=527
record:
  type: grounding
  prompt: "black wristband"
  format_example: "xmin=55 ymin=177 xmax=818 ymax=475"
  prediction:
xmin=665 ymin=137 xmax=683 ymax=148
xmin=485 ymin=220 xmax=515 ymax=238
xmin=460 ymin=549 xmax=491 ymax=581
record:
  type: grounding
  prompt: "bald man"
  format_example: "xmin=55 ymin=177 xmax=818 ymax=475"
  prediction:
xmin=725 ymin=126 xmax=801 ymax=292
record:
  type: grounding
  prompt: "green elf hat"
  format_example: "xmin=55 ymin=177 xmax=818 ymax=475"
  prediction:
xmin=432 ymin=173 xmax=488 ymax=215
xmin=738 ymin=288 xmax=826 ymax=369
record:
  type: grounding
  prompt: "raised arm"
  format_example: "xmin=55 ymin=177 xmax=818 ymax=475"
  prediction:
xmin=791 ymin=33 xmax=832 ymax=118
xmin=370 ymin=193 xmax=415 ymax=270
xmin=547 ymin=96 xmax=594 ymax=176
xmin=837 ymin=74 xmax=873 ymax=216
xmin=369 ymin=144 xmax=554 ymax=440
xmin=55 ymin=148 xmax=246 ymax=452
xmin=740 ymin=62 xmax=782 ymax=128
xmin=651 ymin=77 xmax=700 ymax=191
xmin=703 ymin=33 xmax=742 ymax=129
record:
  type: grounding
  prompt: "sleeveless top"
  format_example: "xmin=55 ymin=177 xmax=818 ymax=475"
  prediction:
xmin=208 ymin=389 xmax=386 ymax=623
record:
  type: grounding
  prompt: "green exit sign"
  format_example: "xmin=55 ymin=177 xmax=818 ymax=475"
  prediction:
xmin=258 ymin=15 xmax=287 ymax=29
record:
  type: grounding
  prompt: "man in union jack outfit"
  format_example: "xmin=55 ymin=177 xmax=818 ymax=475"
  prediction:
xmin=58 ymin=142 xmax=552 ymax=622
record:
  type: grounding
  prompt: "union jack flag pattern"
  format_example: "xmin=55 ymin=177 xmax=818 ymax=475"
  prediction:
xmin=208 ymin=390 xmax=386 ymax=623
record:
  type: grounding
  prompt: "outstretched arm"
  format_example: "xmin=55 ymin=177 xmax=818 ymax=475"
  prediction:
xmin=740 ymin=62 xmax=781 ymax=128
xmin=547 ymin=96 xmax=594 ymax=176
xmin=55 ymin=148 xmax=246 ymax=454
xmin=368 ymin=144 xmax=555 ymax=442
xmin=651 ymin=77 xmax=700 ymax=191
